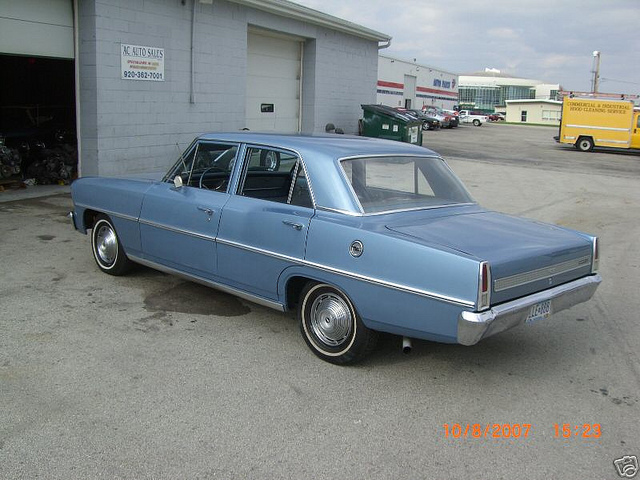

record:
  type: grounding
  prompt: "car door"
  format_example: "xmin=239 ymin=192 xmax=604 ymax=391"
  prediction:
xmin=217 ymin=145 xmax=315 ymax=300
xmin=138 ymin=141 xmax=239 ymax=279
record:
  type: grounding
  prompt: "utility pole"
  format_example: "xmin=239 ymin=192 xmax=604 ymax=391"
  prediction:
xmin=591 ymin=51 xmax=601 ymax=94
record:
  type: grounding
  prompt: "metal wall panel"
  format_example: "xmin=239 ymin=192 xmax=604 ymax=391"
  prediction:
xmin=0 ymin=0 xmax=74 ymax=58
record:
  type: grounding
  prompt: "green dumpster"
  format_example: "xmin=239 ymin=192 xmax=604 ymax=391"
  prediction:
xmin=360 ymin=104 xmax=422 ymax=145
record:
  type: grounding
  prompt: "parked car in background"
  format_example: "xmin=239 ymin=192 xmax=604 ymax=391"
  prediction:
xmin=488 ymin=113 xmax=505 ymax=122
xmin=442 ymin=109 xmax=460 ymax=128
xmin=396 ymin=108 xmax=440 ymax=130
xmin=70 ymin=133 xmax=601 ymax=364
xmin=459 ymin=110 xmax=489 ymax=126
xmin=424 ymin=107 xmax=452 ymax=128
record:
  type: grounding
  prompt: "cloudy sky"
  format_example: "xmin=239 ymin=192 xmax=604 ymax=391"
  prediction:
xmin=295 ymin=0 xmax=640 ymax=94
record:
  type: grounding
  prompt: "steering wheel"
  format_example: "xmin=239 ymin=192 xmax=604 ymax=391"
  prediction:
xmin=198 ymin=166 xmax=226 ymax=190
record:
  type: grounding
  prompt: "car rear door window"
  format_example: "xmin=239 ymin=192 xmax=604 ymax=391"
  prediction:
xmin=238 ymin=147 xmax=313 ymax=208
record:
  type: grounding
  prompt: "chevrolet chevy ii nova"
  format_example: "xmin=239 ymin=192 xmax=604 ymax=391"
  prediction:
xmin=70 ymin=133 xmax=601 ymax=364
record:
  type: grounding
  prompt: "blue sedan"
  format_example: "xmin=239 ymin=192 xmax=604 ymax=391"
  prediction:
xmin=70 ymin=133 xmax=601 ymax=364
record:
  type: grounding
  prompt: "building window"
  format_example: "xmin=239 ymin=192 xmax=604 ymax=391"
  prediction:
xmin=500 ymin=85 xmax=535 ymax=105
xmin=458 ymin=86 xmax=499 ymax=110
xmin=521 ymin=110 xmax=527 ymax=122
xmin=542 ymin=110 xmax=560 ymax=121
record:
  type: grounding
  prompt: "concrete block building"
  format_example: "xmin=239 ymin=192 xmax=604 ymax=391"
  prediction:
xmin=0 ymin=0 xmax=390 ymax=176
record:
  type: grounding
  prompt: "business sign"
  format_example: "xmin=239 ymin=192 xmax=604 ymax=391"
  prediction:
xmin=121 ymin=44 xmax=164 ymax=81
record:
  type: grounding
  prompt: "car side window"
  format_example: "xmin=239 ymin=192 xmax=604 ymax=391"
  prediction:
xmin=290 ymin=167 xmax=313 ymax=208
xmin=165 ymin=142 xmax=238 ymax=191
xmin=238 ymin=147 xmax=313 ymax=207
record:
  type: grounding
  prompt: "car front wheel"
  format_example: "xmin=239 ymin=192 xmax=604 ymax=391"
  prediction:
xmin=91 ymin=214 xmax=132 ymax=275
xmin=298 ymin=282 xmax=378 ymax=364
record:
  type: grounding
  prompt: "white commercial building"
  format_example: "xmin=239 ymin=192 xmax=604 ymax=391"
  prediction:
xmin=505 ymin=99 xmax=562 ymax=125
xmin=459 ymin=68 xmax=560 ymax=112
xmin=377 ymin=55 xmax=459 ymax=111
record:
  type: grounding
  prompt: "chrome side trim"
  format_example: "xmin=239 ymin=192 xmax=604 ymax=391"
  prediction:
xmin=79 ymin=202 xmax=471 ymax=306
xmin=68 ymin=211 xmax=77 ymax=230
xmin=217 ymin=237 xmax=301 ymax=263
xmin=361 ymin=202 xmax=477 ymax=217
xmin=287 ymin=159 xmax=300 ymax=204
xmin=458 ymin=274 xmax=601 ymax=346
xmin=316 ymin=206 xmax=363 ymax=216
xmin=303 ymin=258 xmax=475 ymax=307
xmin=216 ymin=237 xmax=474 ymax=307
xmin=494 ymin=255 xmax=591 ymax=292
xmin=565 ymin=124 xmax=629 ymax=132
xmin=138 ymin=218 xmax=216 ymax=242
xmin=74 ymin=203 xmax=139 ymax=223
xmin=316 ymin=203 xmax=477 ymax=217
xmin=128 ymin=255 xmax=286 ymax=312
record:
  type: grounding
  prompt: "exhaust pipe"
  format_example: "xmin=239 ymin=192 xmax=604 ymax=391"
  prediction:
xmin=402 ymin=336 xmax=412 ymax=354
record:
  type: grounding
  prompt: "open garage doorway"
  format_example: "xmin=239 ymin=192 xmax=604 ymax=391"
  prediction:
xmin=0 ymin=54 xmax=77 ymax=185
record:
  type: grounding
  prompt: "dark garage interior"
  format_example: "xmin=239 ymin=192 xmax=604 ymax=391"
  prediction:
xmin=0 ymin=54 xmax=77 ymax=185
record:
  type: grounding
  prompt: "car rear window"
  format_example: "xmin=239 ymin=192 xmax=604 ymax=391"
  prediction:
xmin=340 ymin=156 xmax=474 ymax=214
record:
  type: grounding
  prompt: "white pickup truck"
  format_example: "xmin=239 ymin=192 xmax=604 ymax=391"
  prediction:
xmin=458 ymin=110 xmax=488 ymax=126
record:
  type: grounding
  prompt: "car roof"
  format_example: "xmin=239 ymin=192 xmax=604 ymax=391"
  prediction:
xmin=196 ymin=132 xmax=441 ymax=214
xmin=197 ymin=132 xmax=438 ymax=159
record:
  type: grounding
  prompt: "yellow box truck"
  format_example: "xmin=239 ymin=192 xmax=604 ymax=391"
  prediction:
xmin=558 ymin=97 xmax=640 ymax=152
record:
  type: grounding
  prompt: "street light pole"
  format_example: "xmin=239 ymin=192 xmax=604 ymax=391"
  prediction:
xmin=591 ymin=51 xmax=601 ymax=94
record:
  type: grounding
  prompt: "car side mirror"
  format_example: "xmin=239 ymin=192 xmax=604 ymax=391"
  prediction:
xmin=173 ymin=175 xmax=183 ymax=189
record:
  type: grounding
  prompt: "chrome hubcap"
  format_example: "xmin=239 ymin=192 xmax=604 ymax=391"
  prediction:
xmin=95 ymin=224 xmax=117 ymax=265
xmin=309 ymin=293 xmax=353 ymax=347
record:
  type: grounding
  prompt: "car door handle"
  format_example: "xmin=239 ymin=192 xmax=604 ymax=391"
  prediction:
xmin=282 ymin=220 xmax=304 ymax=231
xmin=197 ymin=206 xmax=214 ymax=218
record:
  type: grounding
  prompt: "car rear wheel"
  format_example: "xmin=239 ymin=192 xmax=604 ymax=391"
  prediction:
xmin=473 ymin=119 xmax=481 ymax=126
xmin=298 ymin=282 xmax=378 ymax=364
xmin=576 ymin=137 xmax=594 ymax=152
xmin=91 ymin=214 xmax=132 ymax=276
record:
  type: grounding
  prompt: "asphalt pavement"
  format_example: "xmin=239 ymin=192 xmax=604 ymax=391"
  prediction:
xmin=1 ymin=123 xmax=638 ymax=479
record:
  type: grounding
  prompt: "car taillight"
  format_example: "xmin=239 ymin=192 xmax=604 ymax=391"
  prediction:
xmin=592 ymin=237 xmax=599 ymax=273
xmin=478 ymin=261 xmax=491 ymax=311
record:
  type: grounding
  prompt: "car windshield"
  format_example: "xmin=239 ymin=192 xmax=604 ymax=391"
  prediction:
xmin=340 ymin=156 xmax=474 ymax=214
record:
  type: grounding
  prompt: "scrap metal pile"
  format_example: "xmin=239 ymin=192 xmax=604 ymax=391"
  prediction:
xmin=0 ymin=145 xmax=21 ymax=179
xmin=0 ymin=142 xmax=77 ymax=185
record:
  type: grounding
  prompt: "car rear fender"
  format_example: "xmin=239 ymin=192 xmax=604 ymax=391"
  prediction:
xmin=302 ymin=211 xmax=481 ymax=308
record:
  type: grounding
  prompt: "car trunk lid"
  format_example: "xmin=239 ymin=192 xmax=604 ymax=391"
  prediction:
xmin=386 ymin=210 xmax=594 ymax=305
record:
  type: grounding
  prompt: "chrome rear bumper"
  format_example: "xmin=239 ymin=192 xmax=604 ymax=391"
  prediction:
xmin=457 ymin=274 xmax=601 ymax=346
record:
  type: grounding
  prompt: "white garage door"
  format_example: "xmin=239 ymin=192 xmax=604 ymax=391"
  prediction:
xmin=0 ymin=0 xmax=74 ymax=58
xmin=246 ymin=31 xmax=302 ymax=133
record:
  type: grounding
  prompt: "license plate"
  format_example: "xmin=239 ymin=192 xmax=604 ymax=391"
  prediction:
xmin=526 ymin=300 xmax=552 ymax=324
